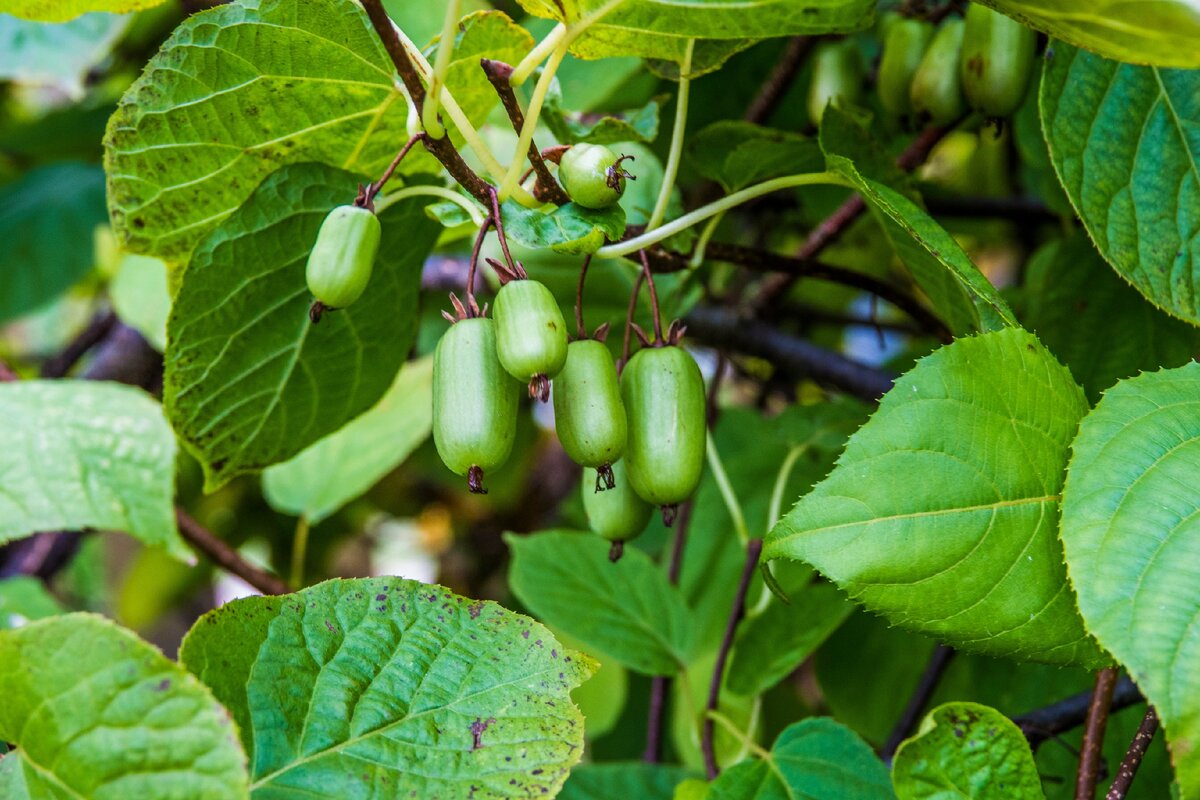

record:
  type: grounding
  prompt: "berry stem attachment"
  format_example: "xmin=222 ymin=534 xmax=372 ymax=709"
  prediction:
xmin=364 ymin=133 xmax=425 ymax=204
xmin=619 ymin=269 xmax=645 ymax=372
xmin=638 ymin=249 xmax=665 ymax=345
xmin=575 ymin=255 xmax=593 ymax=339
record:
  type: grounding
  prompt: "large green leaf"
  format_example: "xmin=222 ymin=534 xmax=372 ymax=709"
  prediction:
xmin=820 ymin=108 xmax=1016 ymax=335
xmin=765 ymin=329 xmax=1106 ymax=667
xmin=0 ymin=13 xmax=128 ymax=95
xmin=892 ymin=702 xmax=1044 ymax=800
xmin=708 ymin=718 xmax=894 ymax=800
xmin=0 ymin=614 xmax=249 ymax=799
xmin=506 ymin=530 xmax=695 ymax=676
xmin=0 ymin=163 xmax=107 ymax=323
xmin=0 ymin=577 xmax=66 ymax=630
xmin=1 ymin=0 xmax=164 ymax=21
xmin=1041 ymin=44 xmax=1200 ymax=325
xmin=976 ymin=0 xmax=1200 ymax=68
xmin=179 ymin=577 xmax=593 ymax=798
xmin=104 ymin=0 xmax=528 ymax=261
xmin=560 ymin=763 xmax=695 ymax=800
xmin=1060 ymin=363 xmax=1200 ymax=796
xmin=514 ymin=0 xmax=874 ymax=64
xmin=262 ymin=356 xmax=433 ymax=524
xmin=1023 ymin=231 xmax=1200 ymax=402
xmin=0 ymin=380 xmax=185 ymax=559
xmin=164 ymin=163 xmax=438 ymax=490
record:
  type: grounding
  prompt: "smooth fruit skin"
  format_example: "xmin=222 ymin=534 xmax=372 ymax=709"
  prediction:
xmin=583 ymin=459 xmax=652 ymax=542
xmin=432 ymin=318 xmax=521 ymax=488
xmin=493 ymin=279 xmax=568 ymax=384
xmin=553 ymin=339 xmax=627 ymax=470
xmin=877 ymin=18 xmax=933 ymax=118
xmin=559 ymin=143 xmax=625 ymax=209
xmin=305 ymin=205 xmax=380 ymax=309
xmin=807 ymin=41 xmax=864 ymax=126
xmin=910 ymin=19 xmax=966 ymax=126
xmin=621 ymin=346 xmax=707 ymax=507
xmin=959 ymin=5 xmax=1036 ymax=118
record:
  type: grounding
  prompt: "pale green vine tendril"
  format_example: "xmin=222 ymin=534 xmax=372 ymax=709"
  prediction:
xmin=706 ymin=709 xmax=771 ymax=761
xmin=689 ymin=210 xmax=725 ymax=268
xmin=290 ymin=515 xmax=310 ymax=590
xmin=595 ymin=171 xmax=852 ymax=259
xmin=510 ymin=22 xmax=567 ymax=86
xmin=707 ymin=430 xmax=749 ymax=546
xmin=392 ymin=20 xmax=540 ymax=207
xmin=751 ymin=443 xmax=808 ymax=613
xmin=422 ymin=0 xmax=461 ymax=139
xmin=498 ymin=39 xmax=569 ymax=201
xmin=401 ymin=82 xmax=420 ymax=139
xmin=375 ymin=185 xmax=487 ymax=227
xmin=646 ymin=37 xmax=694 ymax=233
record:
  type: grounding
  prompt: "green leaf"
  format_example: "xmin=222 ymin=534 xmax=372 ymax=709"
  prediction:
xmin=0 ymin=577 xmax=66 ymax=630
xmin=505 ymin=530 xmax=695 ymax=675
xmin=1023 ymin=231 xmax=1200 ymax=402
xmin=726 ymin=581 xmax=853 ymax=697
xmin=501 ymin=199 xmax=626 ymax=255
xmin=104 ymin=0 xmax=528 ymax=261
xmin=765 ymin=329 xmax=1106 ymax=667
xmin=1040 ymin=43 xmax=1200 ymax=325
xmin=820 ymin=108 xmax=1016 ymax=335
xmin=514 ymin=0 xmax=875 ymax=64
xmin=892 ymin=702 xmax=1044 ymax=800
xmin=1060 ymin=363 xmax=1200 ymax=796
xmin=164 ymin=163 xmax=439 ymax=490
xmin=560 ymin=763 xmax=696 ymax=800
xmin=544 ymin=87 xmax=665 ymax=145
xmin=708 ymin=718 xmax=894 ymax=800
xmin=974 ymin=0 xmax=1200 ymax=68
xmin=689 ymin=121 xmax=825 ymax=193
xmin=110 ymin=252 xmax=171 ymax=351
xmin=0 ymin=380 xmax=185 ymax=559
xmin=179 ymin=577 xmax=594 ymax=797
xmin=0 ymin=13 xmax=128 ymax=95
xmin=0 ymin=163 xmax=107 ymax=323
xmin=1 ymin=0 xmax=164 ymax=21
xmin=0 ymin=614 xmax=249 ymax=799
xmin=262 ymin=356 xmax=434 ymax=524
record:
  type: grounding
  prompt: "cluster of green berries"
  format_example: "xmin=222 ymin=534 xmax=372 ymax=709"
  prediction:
xmin=808 ymin=5 xmax=1037 ymax=127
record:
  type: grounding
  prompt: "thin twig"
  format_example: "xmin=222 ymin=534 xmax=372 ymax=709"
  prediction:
xmin=1076 ymin=667 xmax=1120 ymax=800
xmin=488 ymin=187 xmax=518 ymax=273
xmin=480 ymin=58 xmax=570 ymax=205
xmin=619 ymin=270 xmax=646 ymax=372
xmin=882 ymin=644 xmax=956 ymax=761
xmin=365 ymin=133 xmax=425 ymax=203
xmin=684 ymin=306 xmax=896 ymax=402
xmin=40 ymin=309 xmax=117 ymax=378
xmin=702 ymin=538 xmax=764 ymax=779
xmin=1015 ymin=677 xmax=1143 ymax=751
xmin=1105 ymin=707 xmax=1160 ymax=800
xmin=466 ymin=217 xmax=494 ymax=306
xmin=744 ymin=36 xmax=815 ymax=124
xmin=175 ymin=508 xmax=289 ymax=596
xmin=358 ymin=0 xmax=493 ymax=205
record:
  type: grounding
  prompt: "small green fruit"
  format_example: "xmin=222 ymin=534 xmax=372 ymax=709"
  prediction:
xmin=878 ymin=18 xmax=934 ymax=118
xmin=306 ymin=205 xmax=380 ymax=319
xmin=960 ymin=5 xmax=1037 ymax=119
xmin=583 ymin=459 xmax=653 ymax=561
xmin=621 ymin=345 xmax=707 ymax=513
xmin=493 ymin=279 xmax=568 ymax=401
xmin=558 ymin=143 xmax=631 ymax=210
xmin=432 ymin=317 xmax=522 ymax=493
xmin=554 ymin=339 xmax=626 ymax=485
xmin=910 ymin=19 xmax=966 ymax=126
xmin=807 ymin=41 xmax=865 ymax=126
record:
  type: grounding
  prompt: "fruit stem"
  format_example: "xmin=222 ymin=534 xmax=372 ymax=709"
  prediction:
xmin=637 ymin=250 xmax=665 ymax=345
xmin=365 ymin=133 xmax=427 ymax=204
xmin=618 ymin=269 xmax=645 ymax=373
xmin=645 ymin=37 xmax=694 ymax=232
xmin=574 ymin=255 xmax=592 ymax=339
